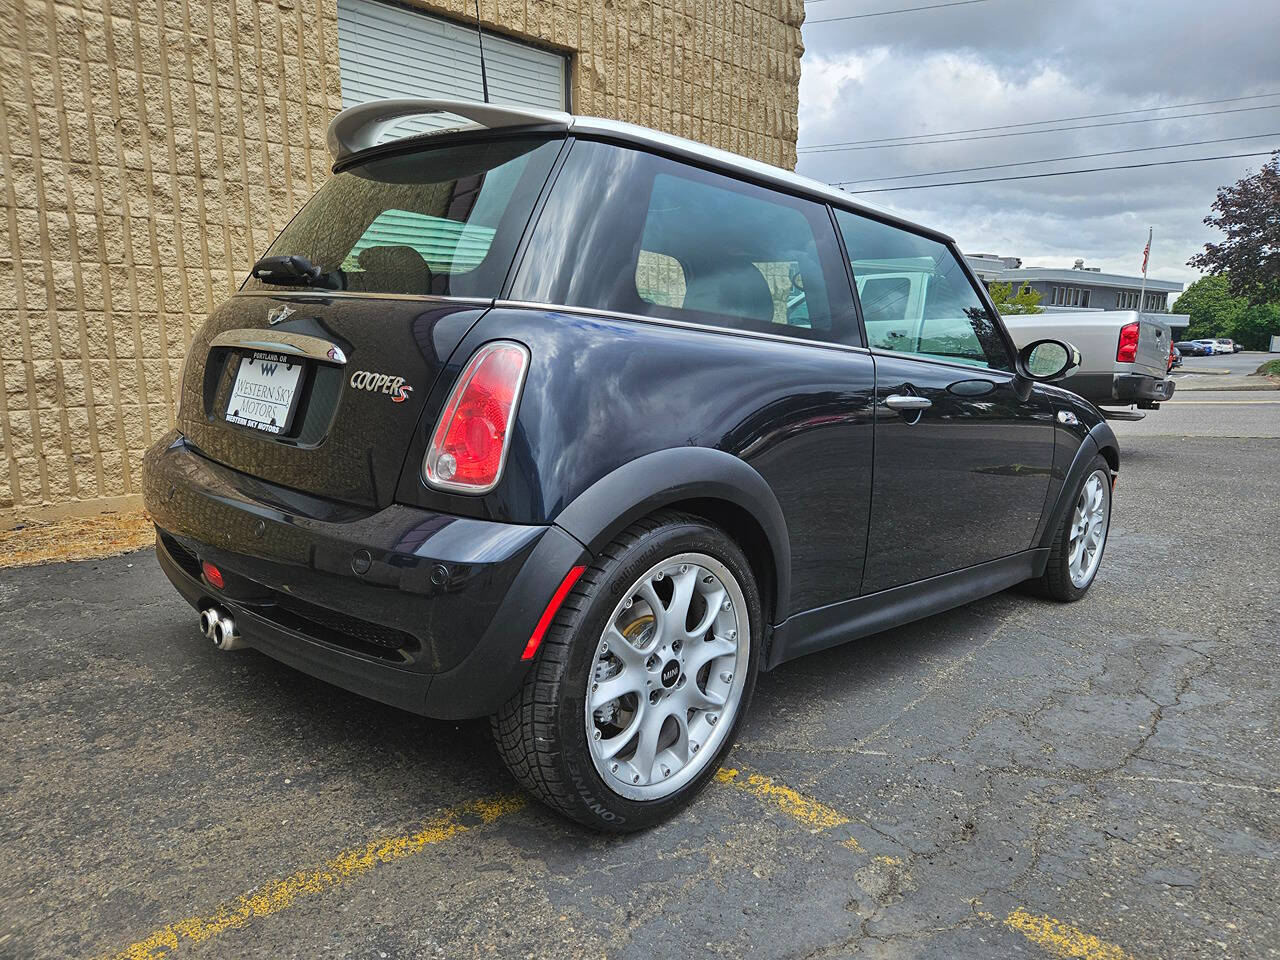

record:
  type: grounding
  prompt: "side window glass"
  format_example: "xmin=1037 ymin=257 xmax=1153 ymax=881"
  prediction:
xmin=834 ymin=209 xmax=1010 ymax=370
xmin=635 ymin=173 xmax=833 ymax=334
xmin=635 ymin=250 xmax=686 ymax=308
xmin=512 ymin=141 xmax=861 ymax=346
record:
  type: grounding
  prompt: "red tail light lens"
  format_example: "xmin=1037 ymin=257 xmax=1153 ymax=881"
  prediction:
xmin=423 ymin=341 xmax=529 ymax=493
xmin=1116 ymin=322 xmax=1140 ymax=363
xmin=201 ymin=561 xmax=224 ymax=589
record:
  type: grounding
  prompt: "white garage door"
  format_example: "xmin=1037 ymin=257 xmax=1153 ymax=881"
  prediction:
xmin=336 ymin=0 xmax=568 ymax=144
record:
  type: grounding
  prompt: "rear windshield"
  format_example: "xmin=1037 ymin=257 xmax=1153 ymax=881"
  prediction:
xmin=243 ymin=136 xmax=561 ymax=298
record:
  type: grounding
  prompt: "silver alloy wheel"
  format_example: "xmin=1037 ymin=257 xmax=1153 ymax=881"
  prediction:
xmin=585 ymin=552 xmax=749 ymax=801
xmin=1068 ymin=468 xmax=1110 ymax=588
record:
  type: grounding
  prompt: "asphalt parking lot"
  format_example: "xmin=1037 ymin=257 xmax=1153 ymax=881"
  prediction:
xmin=3 ymin=402 xmax=1278 ymax=960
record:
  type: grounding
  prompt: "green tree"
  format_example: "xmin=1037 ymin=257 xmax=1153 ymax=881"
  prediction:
xmin=1172 ymin=274 xmax=1280 ymax=350
xmin=987 ymin=281 xmax=1044 ymax=315
xmin=1173 ymin=275 xmax=1244 ymax=338
xmin=1188 ymin=153 xmax=1280 ymax=305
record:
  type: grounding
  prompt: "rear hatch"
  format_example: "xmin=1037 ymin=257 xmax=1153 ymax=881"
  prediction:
xmin=175 ymin=132 xmax=563 ymax=508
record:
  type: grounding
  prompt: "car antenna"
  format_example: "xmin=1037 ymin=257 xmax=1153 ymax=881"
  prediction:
xmin=473 ymin=0 xmax=490 ymax=103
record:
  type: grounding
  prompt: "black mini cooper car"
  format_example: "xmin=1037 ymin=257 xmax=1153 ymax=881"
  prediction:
xmin=144 ymin=99 xmax=1118 ymax=831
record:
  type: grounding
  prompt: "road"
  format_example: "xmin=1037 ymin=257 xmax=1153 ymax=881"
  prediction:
xmin=2 ymin=401 xmax=1278 ymax=960
xmin=1110 ymin=390 xmax=1280 ymax=438
xmin=1173 ymin=349 xmax=1271 ymax=374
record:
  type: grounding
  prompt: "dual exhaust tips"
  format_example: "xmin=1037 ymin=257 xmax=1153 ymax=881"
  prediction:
xmin=199 ymin=606 xmax=244 ymax=651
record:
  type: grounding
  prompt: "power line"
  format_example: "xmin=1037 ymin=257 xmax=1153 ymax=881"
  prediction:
xmin=804 ymin=0 xmax=997 ymax=22
xmin=799 ymin=92 xmax=1280 ymax=151
xmin=840 ymin=149 xmax=1278 ymax=193
xmin=830 ymin=132 xmax=1280 ymax=185
xmin=800 ymin=103 xmax=1280 ymax=154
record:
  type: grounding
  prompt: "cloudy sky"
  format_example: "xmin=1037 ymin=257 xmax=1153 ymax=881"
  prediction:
xmin=796 ymin=0 xmax=1280 ymax=287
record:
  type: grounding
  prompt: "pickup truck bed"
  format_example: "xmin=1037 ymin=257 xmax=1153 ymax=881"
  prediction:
xmin=1002 ymin=310 xmax=1175 ymax=410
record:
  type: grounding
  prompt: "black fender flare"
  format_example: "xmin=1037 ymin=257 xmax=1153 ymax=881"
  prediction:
xmin=1037 ymin=421 xmax=1119 ymax=551
xmin=553 ymin=447 xmax=793 ymax=623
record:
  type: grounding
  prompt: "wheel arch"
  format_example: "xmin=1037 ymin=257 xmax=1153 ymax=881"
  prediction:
xmin=1096 ymin=440 xmax=1119 ymax=474
xmin=1037 ymin=421 xmax=1119 ymax=552
xmin=553 ymin=448 xmax=792 ymax=624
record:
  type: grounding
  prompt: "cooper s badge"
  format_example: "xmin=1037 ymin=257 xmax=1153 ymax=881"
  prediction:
xmin=349 ymin=370 xmax=414 ymax=403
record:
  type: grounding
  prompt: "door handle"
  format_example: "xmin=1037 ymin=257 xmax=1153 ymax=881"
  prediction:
xmin=884 ymin=395 xmax=932 ymax=411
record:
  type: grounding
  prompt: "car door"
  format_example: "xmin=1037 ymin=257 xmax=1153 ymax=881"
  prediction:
xmin=508 ymin=139 xmax=878 ymax=614
xmin=832 ymin=209 xmax=1055 ymax=593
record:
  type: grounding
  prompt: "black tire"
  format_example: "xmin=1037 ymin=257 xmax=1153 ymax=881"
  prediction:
xmin=491 ymin=510 xmax=762 ymax=832
xmin=1028 ymin=453 xmax=1112 ymax=602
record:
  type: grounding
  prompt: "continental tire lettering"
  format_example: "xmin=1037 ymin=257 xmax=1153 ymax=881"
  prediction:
xmin=569 ymin=770 xmax=624 ymax=824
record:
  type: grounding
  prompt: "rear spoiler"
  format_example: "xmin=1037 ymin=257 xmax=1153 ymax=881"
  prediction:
xmin=326 ymin=98 xmax=572 ymax=164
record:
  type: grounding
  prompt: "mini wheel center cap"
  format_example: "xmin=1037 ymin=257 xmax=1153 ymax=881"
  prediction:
xmin=660 ymin=659 xmax=681 ymax=687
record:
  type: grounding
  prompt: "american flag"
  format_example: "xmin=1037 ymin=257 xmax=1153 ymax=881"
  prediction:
xmin=1141 ymin=229 xmax=1152 ymax=275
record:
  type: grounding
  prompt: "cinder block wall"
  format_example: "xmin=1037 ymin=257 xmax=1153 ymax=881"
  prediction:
xmin=0 ymin=0 xmax=804 ymax=521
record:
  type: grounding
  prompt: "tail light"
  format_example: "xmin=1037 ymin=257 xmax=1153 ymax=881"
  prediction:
xmin=1116 ymin=322 xmax=1140 ymax=363
xmin=201 ymin=561 xmax=224 ymax=589
xmin=423 ymin=341 xmax=529 ymax=493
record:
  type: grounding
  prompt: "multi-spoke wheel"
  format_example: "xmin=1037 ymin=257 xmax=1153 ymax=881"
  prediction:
xmin=492 ymin=512 xmax=761 ymax=831
xmin=1031 ymin=454 xmax=1112 ymax=601
xmin=585 ymin=553 xmax=749 ymax=800
xmin=1068 ymin=469 xmax=1109 ymax=588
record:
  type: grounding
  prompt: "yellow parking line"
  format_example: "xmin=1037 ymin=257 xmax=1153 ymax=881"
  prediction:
xmin=720 ymin=767 xmax=1136 ymax=959
xmin=715 ymin=767 xmax=854 ymax=833
xmin=99 ymin=770 xmax=1139 ymax=960
xmin=1004 ymin=908 xmax=1134 ymax=960
xmin=97 ymin=794 xmax=525 ymax=960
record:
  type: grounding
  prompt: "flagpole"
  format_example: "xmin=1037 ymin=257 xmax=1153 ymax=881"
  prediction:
xmin=1135 ymin=227 xmax=1152 ymax=318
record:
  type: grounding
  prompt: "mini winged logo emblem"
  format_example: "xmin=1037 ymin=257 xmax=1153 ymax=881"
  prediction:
xmin=267 ymin=305 xmax=295 ymax=326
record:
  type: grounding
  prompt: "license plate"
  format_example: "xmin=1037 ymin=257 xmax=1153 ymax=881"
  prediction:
xmin=225 ymin=351 xmax=305 ymax=435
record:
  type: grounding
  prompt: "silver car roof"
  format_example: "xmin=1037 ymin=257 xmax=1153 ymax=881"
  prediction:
xmin=326 ymin=98 xmax=955 ymax=244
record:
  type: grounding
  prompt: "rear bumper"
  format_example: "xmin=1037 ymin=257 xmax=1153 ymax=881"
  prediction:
xmin=143 ymin=431 xmax=588 ymax=719
xmin=1113 ymin=373 xmax=1175 ymax=403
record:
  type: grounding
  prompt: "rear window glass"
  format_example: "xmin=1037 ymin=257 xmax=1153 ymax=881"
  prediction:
xmin=511 ymin=140 xmax=860 ymax=346
xmin=633 ymin=172 xmax=835 ymax=331
xmin=243 ymin=136 xmax=561 ymax=297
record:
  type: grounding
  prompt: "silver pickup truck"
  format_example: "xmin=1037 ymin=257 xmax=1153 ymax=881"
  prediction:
xmin=1001 ymin=310 xmax=1175 ymax=412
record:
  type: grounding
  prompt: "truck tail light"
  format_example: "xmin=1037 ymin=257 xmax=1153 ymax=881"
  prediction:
xmin=423 ymin=341 xmax=529 ymax=493
xmin=1116 ymin=322 xmax=1140 ymax=363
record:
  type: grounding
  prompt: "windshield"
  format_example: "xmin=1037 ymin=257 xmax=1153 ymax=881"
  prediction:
xmin=243 ymin=136 xmax=562 ymax=297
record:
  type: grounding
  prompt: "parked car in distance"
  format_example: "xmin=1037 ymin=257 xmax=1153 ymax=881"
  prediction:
xmin=143 ymin=98 xmax=1119 ymax=831
xmin=1215 ymin=338 xmax=1239 ymax=354
xmin=1002 ymin=310 xmax=1175 ymax=412
xmin=1194 ymin=339 xmax=1219 ymax=355
xmin=1174 ymin=340 xmax=1211 ymax=357
xmin=1169 ymin=345 xmax=1182 ymax=370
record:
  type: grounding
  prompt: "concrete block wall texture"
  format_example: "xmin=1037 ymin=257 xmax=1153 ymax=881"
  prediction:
xmin=0 ymin=0 xmax=804 ymax=521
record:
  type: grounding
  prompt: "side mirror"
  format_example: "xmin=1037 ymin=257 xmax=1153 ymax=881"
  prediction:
xmin=1017 ymin=338 xmax=1080 ymax=382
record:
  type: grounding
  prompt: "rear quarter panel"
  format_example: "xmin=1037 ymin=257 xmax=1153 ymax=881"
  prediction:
xmin=395 ymin=307 xmax=880 ymax=613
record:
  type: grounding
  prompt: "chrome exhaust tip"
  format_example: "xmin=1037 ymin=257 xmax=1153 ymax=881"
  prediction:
xmin=211 ymin=612 xmax=244 ymax=651
xmin=199 ymin=607 xmax=220 ymax=639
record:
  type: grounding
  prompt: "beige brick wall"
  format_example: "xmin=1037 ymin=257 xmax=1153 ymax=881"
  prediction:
xmin=0 ymin=0 xmax=803 ymax=522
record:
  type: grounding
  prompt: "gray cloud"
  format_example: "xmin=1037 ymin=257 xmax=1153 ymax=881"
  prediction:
xmin=796 ymin=0 xmax=1280 ymax=286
